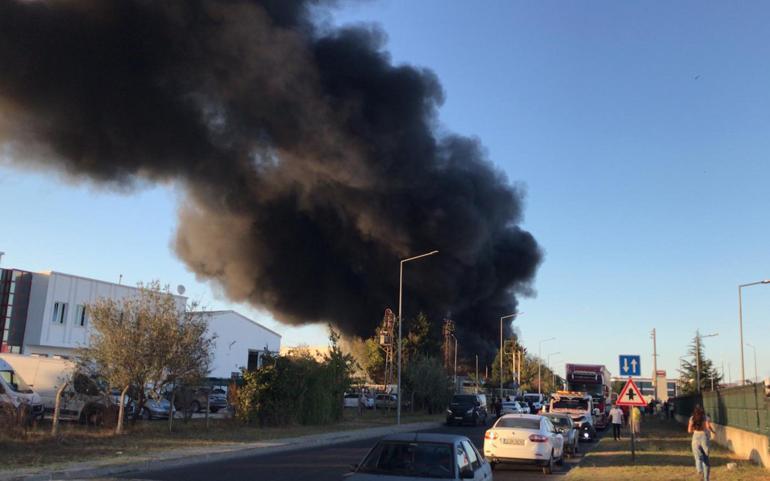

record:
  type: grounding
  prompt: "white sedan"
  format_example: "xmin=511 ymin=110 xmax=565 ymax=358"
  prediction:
xmin=500 ymin=400 xmax=523 ymax=415
xmin=483 ymin=414 xmax=564 ymax=474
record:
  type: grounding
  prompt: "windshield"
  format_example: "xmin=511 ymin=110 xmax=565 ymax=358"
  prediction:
xmin=552 ymin=399 xmax=589 ymax=410
xmin=451 ymin=395 xmax=476 ymax=405
xmin=568 ymin=384 xmax=603 ymax=397
xmin=358 ymin=442 xmax=453 ymax=479
xmin=0 ymin=370 xmax=34 ymax=394
xmin=547 ymin=416 xmax=572 ymax=427
xmin=523 ymin=394 xmax=541 ymax=401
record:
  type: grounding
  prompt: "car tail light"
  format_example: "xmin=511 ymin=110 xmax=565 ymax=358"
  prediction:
xmin=484 ymin=431 xmax=498 ymax=440
xmin=529 ymin=434 xmax=548 ymax=443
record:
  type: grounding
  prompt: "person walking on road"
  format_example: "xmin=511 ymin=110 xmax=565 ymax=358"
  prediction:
xmin=688 ymin=405 xmax=716 ymax=481
xmin=609 ymin=404 xmax=624 ymax=440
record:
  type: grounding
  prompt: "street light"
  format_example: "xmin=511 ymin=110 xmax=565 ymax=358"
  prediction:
xmin=738 ymin=280 xmax=769 ymax=385
xmin=746 ymin=343 xmax=759 ymax=384
xmin=397 ymin=249 xmax=439 ymax=425
xmin=499 ymin=312 xmax=522 ymax=398
xmin=538 ymin=337 xmax=556 ymax=395
xmin=549 ymin=357 xmax=562 ymax=390
xmin=695 ymin=330 xmax=718 ymax=393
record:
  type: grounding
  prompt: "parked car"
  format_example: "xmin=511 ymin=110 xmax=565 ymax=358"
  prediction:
xmin=374 ymin=393 xmax=398 ymax=410
xmin=109 ymin=388 xmax=135 ymax=417
xmin=544 ymin=413 xmax=579 ymax=456
xmin=500 ymin=400 xmax=523 ymax=415
xmin=141 ymin=394 xmax=175 ymax=420
xmin=349 ymin=432 xmax=492 ymax=480
xmin=446 ymin=394 xmax=488 ymax=426
xmin=173 ymin=386 xmax=228 ymax=413
xmin=483 ymin=414 xmax=564 ymax=474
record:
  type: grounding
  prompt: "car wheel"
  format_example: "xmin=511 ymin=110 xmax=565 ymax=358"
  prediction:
xmin=542 ymin=452 xmax=554 ymax=475
xmin=210 ymin=407 xmax=219 ymax=413
xmin=190 ymin=401 xmax=201 ymax=413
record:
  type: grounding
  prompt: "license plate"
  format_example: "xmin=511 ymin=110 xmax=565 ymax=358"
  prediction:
xmin=502 ymin=438 xmax=524 ymax=445
xmin=454 ymin=417 xmax=463 ymax=420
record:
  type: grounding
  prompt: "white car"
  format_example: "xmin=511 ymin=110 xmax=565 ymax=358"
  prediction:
xmin=500 ymin=400 xmax=523 ymax=415
xmin=344 ymin=393 xmax=375 ymax=409
xmin=484 ymin=414 xmax=564 ymax=474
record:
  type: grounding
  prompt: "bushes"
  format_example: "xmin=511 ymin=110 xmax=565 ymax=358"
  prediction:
xmin=404 ymin=355 xmax=452 ymax=414
xmin=235 ymin=329 xmax=354 ymax=426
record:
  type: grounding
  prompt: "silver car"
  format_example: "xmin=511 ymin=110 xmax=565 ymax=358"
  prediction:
xmin=349 ymin=433 xmax=493 ymax=481
xmin=544 ymin=413 xmax=579 ymax=457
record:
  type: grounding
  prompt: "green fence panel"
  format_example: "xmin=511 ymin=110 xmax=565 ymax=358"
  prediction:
xmin=675 ymin=384 xmax=769 ymax=437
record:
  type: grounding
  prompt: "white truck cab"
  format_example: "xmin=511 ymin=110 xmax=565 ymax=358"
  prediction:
xmin=0 ymin=358 xmax=44 ymax=418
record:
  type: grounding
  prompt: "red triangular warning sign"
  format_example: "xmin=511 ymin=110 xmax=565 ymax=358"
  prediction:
xmin=615 ymin=378 xmax=648 ymax=407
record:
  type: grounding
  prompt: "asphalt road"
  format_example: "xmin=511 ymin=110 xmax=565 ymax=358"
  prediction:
xmin=134 ymin=421 xmax=600 ymax=481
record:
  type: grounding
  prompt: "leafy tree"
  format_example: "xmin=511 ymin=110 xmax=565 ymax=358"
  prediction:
xmin=363 ymin=337 xmax=386 ymax=384
xmin=404 ymin=355 xmax=452 ymax=413
xmin=678 ymin=334 xmax=722 ymax=394
xmin=78 ymin=281 xmax=214 ymax=434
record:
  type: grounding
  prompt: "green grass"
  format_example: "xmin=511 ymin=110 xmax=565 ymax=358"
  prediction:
xmin=1 ymin=409 xmax=441 ymax=473
xmin=566 ymin=416 xmax=767 ymax=481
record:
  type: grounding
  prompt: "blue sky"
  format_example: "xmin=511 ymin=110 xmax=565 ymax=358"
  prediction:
xmin=2 ymin=0 xmax=769 ymax=382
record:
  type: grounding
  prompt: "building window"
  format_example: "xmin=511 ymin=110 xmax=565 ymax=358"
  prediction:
xmin=75 ymin=305 xmax=88 ymax=327
xmin=52 ymin=302 xmax=67 ymax=324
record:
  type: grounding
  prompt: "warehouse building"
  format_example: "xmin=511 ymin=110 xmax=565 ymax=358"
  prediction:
xmin=0 ymin=267 xmax=280 ymax=378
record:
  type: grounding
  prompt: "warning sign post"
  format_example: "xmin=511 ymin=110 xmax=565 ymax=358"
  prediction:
xmin=615 ymin=378 xmax=647 ymax=462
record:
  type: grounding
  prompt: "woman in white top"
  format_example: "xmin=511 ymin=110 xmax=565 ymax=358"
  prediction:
xmin=688 ymin=405 xmax=716 ymax=481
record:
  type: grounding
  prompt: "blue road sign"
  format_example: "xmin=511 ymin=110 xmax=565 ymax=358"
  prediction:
xmin=619 ymin=355 xmax=641 ymax=377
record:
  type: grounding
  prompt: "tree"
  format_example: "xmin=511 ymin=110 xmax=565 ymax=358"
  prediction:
xmin=678 ymin=334 xmax=722 ymax=394
xmin=404 ymin=355 xmax=451 ymax=413
xmin=491 ymin=337 xmax=527 ymax=389
xmin=78 ymin=281 xmax=214 ymax=434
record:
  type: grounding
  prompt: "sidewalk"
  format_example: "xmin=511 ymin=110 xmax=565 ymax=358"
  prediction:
xmin=566 ymin=416 xmax=767 ymax=481
xmin=1 ymin=420 xmax=441 ymax=481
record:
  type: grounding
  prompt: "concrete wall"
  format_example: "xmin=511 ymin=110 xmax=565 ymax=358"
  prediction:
xmin=23 ymin=271 xmax=186 ymax=354
xmin=673 ymin=411 xmax=769 ymax=469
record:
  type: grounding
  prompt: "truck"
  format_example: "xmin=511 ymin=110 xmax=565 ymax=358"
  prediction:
xmin=0 ymin=353 xmax=112 ymax=424
xmin=0 ymin=358 xmax=45 ymax=420
xmin=565 ymin=364 xmax=611 ymax=429
xmin=549 ymin=390 xmax=598 ymax=441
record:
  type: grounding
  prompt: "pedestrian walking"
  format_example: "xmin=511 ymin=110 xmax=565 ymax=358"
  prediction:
xmin=608 ymin=404 xmax=624 ymax=440
xmin=688 ymin=405 xmax=716 ymax=481
xmin=630 ymin=406 xmax=642 ymax=436
xmin=663 ymin=400 xmax=670 ymax=420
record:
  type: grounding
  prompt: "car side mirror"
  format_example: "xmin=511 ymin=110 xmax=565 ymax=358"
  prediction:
xmin=460 ymin=467 xmax=475 ymax=479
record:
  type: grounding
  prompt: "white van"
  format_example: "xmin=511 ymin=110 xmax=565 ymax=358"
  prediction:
xmin=0 ymin=353 xmax=111 ymax=423
xmin=0 ymin=358 xmax=44 ymax=419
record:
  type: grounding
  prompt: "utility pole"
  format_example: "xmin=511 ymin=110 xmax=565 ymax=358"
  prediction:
xmin=651 ymin=328 xmax=658 ymax=401
xmin=476 ymin=355 xmax=479 ymax=394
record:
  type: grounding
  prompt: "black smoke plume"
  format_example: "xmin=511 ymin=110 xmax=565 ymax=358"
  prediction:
xmin=0 ymin=0 xmax=541 ymax=358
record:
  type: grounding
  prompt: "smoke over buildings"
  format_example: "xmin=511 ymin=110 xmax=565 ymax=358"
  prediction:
xmin=0 ymin=0 xmax=542 ymax=357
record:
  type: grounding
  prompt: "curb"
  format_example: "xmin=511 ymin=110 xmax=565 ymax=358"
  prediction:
xmin=2 ymin=421 xmax=442 ymax=481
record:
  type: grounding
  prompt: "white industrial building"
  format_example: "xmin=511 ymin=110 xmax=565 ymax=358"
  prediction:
xmin=0 ymin=267 xmax=280 ymax=379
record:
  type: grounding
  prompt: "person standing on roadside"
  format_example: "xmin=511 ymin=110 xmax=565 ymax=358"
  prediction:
xmin=630 ymin=405 xmax=642 ymax=436
xmin=689 ymin=405 xmax=716 ymax=481
xmin=609 ymin=404 xmax=624 ymax=440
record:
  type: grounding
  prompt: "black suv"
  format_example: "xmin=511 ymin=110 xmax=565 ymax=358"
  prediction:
xmin=446 ymin=394 xmax=488 ymax=426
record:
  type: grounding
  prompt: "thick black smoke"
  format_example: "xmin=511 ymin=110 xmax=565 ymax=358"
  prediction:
xmin=0 ymin=0 xmax=541 ymax=358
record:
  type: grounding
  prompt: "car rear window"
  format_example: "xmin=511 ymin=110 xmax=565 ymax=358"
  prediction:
xmin=451 ymin=395 xmax=477 ymax=405
xmin=547 ymin=416 xmax=572 ymax=427
xmin=359 ymin=442 xmax=454 ymax=479
xmin=495 ymin=417 xmax=541 ymax=429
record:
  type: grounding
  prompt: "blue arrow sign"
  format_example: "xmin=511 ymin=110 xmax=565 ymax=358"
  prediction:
xmin=619 ymin=355 xmax=641 ymax=377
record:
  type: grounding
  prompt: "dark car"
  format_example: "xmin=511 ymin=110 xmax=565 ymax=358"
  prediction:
xmin=348 ymin=432 xmax=492 ymax=480
xmin=173 ymin=386 xmax=228 ymax=413
xmin=446 ymin=394 xmax=488 ymax=426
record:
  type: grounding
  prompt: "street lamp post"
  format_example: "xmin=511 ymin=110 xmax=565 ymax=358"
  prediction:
xmin=738 ymin=280 xmax=769 ymax=385
xmin=695 ymin=330 xmax=718 ymax=393
xmin=397 ymin=250 xmax=439 ymax=425
xmin=452 ymin=333 xmax=458 ymax=391
xmin=538 ymin=337 xmax=556 ymax=395
xmin=499 ymin=313 xmax=521 ymax=398
xmin=547 ymin=351 xmax=561 ymax=391
xmin=746 ymin=343 xmax=758 ymax=384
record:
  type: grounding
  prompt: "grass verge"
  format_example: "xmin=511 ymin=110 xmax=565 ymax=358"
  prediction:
xmin=2 ymin=409 xmax=441 ymax=473
xmin=566 ymin=416 xmax=767 ymax=481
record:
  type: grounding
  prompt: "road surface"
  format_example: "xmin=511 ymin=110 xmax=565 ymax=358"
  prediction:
xmin=135 ymin=421 xmax=598 ymax=481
